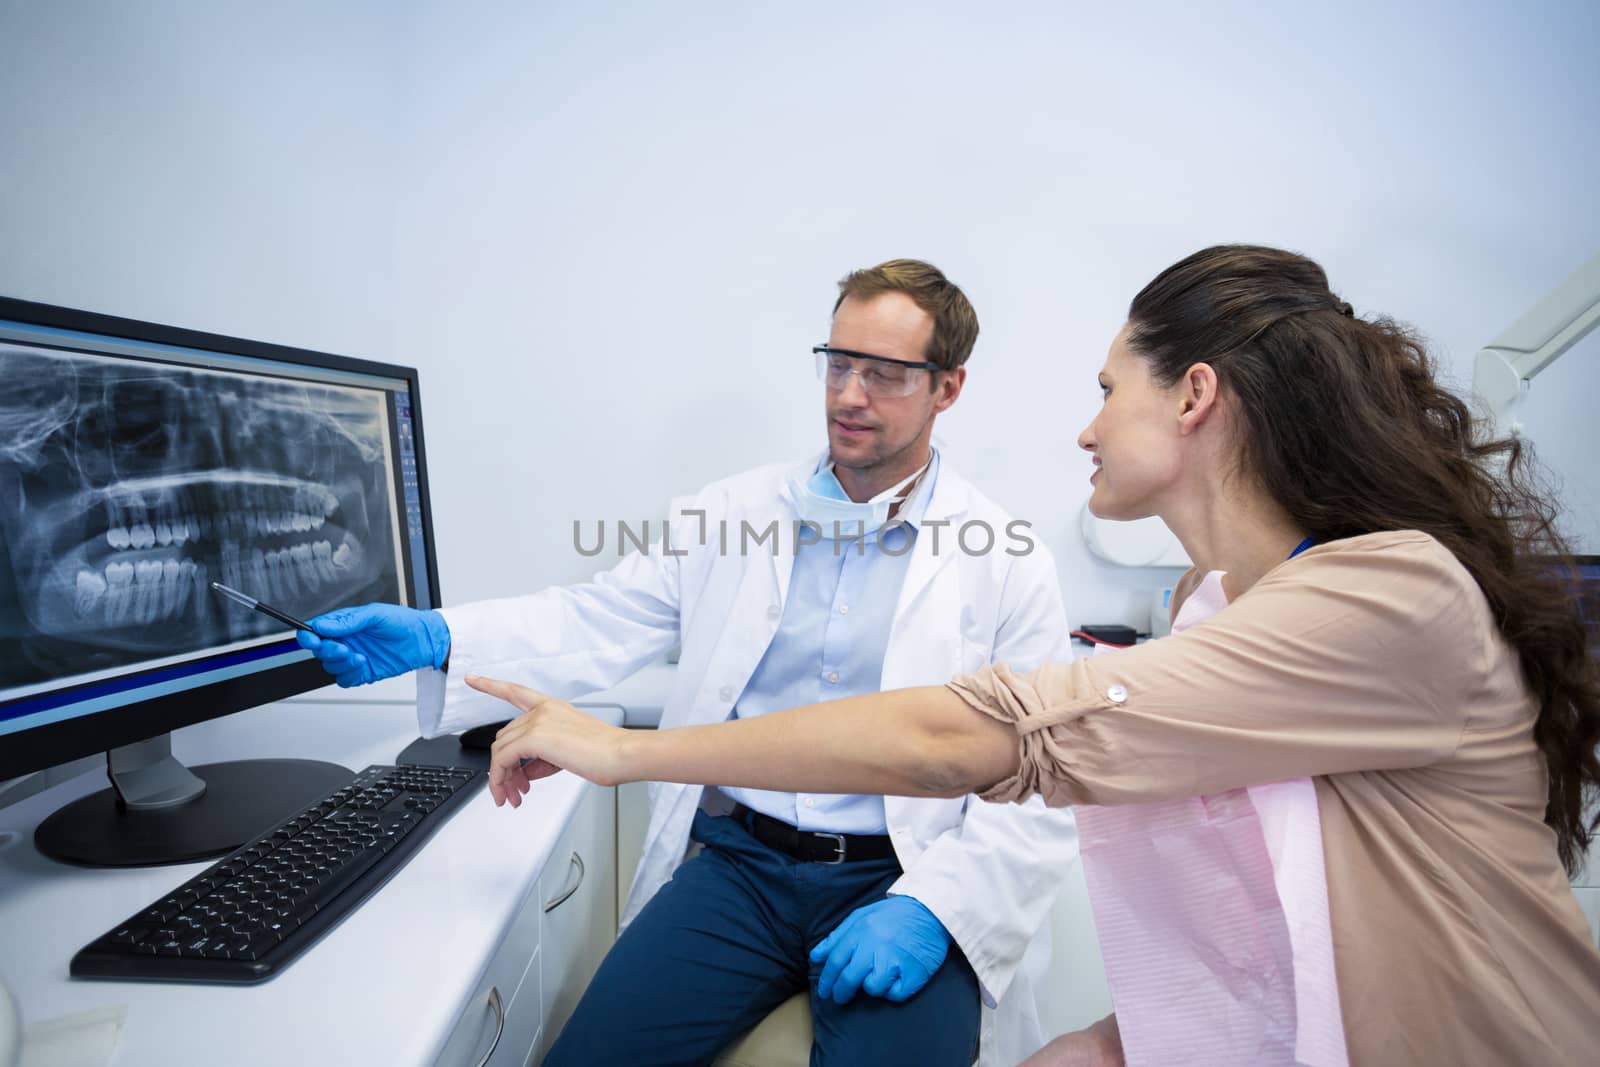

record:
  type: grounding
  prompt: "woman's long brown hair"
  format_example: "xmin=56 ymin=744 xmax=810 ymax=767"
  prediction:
xmin=1127 ymin=244 xmax=1600 ymax=873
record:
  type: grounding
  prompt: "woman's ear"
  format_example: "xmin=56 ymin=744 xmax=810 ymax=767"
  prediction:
xmin=1177 ymin=362 xmax=1221 ymax=436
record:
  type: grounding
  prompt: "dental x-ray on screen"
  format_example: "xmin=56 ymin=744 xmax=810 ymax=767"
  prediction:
xmin=0 ymin=340 xmax=404 ymax=695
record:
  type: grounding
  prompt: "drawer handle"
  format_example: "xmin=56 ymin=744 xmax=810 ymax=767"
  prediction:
xmin=472 ymin=985 xmax=504 ymax=1067
xmin=544 ymin=851 xmax=585 ymax=912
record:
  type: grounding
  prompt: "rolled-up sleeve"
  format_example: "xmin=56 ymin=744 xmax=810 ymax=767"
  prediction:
xmin=947 ymin=533 xmax=1483 ymax=808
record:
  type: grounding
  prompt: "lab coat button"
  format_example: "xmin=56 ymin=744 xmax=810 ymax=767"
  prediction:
xmin=826 ymin=672 xmax=839 ymax=684
xmin=719 ymin=686 xmax=733 ymax=702
xmin=803 ymin=798 xmax=815 ymax=809
xmin=838 ymin=604 xmax=850 ymax=615
xmin=1106 ymin=684 xmax=1128 ymax=704
xmin=767 ymin=604 xmax=781 ymax=620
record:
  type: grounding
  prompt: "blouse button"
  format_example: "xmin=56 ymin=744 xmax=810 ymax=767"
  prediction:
xmin=1106 ymin=684 xmax=1128 ymax=704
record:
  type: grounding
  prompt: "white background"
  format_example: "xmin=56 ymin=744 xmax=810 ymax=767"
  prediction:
xmin=2 ymin=1 xmax=1596 ymax=628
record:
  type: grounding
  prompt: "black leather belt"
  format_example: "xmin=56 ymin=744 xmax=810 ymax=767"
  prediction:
xmin=733 ymin=804 xmax=896 ymax=864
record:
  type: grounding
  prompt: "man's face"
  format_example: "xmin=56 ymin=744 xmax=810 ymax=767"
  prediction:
xmin=823 ymin=292 xmax=957 ymax=474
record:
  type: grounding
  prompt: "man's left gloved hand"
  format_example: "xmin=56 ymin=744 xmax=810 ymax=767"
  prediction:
xmin=810 ymin=895 xmax=951 ymax=1004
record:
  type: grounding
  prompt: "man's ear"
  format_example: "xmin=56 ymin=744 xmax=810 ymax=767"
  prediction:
xmin=1177 ymin=362 xmax=1220 ymax=436
xmin=933 ymin=367 xmax=966 ymax=414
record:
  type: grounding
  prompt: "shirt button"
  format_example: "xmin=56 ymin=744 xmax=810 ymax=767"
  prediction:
xmin=803 ymin=798 xmax=816 ymax=809
xmin=767 ymin=604 xmax=781 ymax=620
xmin=827 ymin=672 xmax=840 ymax=684
xmin=719 ymin=686 xmax=734 ymax=702
xmin=1106 ymin=684 xmax=1128 ymax=704
xmin=838 ymin=604 xmax=850 ymax=615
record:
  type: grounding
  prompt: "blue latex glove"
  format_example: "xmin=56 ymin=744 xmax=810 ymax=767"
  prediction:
xmin=294 ymin=603 xmax=451 ymax=687
xmin=810 ymin=895 xmax=951 ymax=1005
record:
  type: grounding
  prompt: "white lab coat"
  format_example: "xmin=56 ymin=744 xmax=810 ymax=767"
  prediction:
xmin=417 ymin=454 xmax=1080 ymax=1066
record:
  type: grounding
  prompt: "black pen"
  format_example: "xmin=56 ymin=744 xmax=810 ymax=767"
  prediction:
xmin=210 ymin=581 xmax=322 ymax=636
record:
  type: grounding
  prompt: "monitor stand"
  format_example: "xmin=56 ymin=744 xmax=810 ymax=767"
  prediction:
xmin=33 ymin=734 xmax=351 ymax=868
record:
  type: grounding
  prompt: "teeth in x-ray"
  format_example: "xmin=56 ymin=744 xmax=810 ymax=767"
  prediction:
xmin=332 ymin=541 xmax=354 ymax=569
xmin=159 ymin=559 xmax=180 ymax=616
xmin=220 ymin=543 xmax=243 ymax=598
xmin=105 ymin=560 xmax=134 ymax=624
xmin=75 ymin=569 xmax=108 ymax=617
xmin=289 ymin=543 xmax=316 ymax=591
xmin=266 ymin=549 xmax=286 ymax=600
xmin=134 ymin=559 xmax=161 ymax=622
xmin=179 ymin=559 xmax=198 ymax=615
xmin=82 ymin=555 xmax=206 ymax=623
xmin=130 ymin=522 xmax=156 ymax=550
xmin=107 ymin=525 xmax=131 ymax=550
xmin=312 ymin=540 xmax=336 ymax=585
xmin=248 ymin=547 xmax=266 ymax=598
xmin=264 ymin=548 xmax=283 ymax=601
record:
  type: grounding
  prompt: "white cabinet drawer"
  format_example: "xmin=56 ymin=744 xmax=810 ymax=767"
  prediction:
xmin=536 ymin=783 xmax=617 ymax=1062
xmin=496 ymin=945 xmax=543 ymax=1066
xmin=437 ymin=880 xmax=545 ymax=1066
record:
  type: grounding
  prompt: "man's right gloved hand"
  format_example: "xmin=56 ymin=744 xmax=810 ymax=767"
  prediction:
xmin=295 ymin=603 xmax=451 ymax=688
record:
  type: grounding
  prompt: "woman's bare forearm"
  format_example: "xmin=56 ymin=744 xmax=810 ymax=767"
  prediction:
xmin=614 ymin=685 xmax=1020 ymax=797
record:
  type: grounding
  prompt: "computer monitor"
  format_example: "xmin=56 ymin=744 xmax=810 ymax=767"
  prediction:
xmin=1573 ymin=555 xmax=1600 ymax=657
xmin=0 ymin=296 xmax=441 ymax=867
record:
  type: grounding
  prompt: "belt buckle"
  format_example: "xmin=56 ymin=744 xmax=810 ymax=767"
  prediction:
xmin=814 ymin=831 xmax=847 ymax=865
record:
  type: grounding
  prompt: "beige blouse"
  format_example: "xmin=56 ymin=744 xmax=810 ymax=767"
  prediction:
xmin=949 ymin=531 xmax=1600 ymax=1066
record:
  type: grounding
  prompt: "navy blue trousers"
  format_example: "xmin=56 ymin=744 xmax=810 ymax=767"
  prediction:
xmin=544 ymin=810 xmax=980 ymax=1067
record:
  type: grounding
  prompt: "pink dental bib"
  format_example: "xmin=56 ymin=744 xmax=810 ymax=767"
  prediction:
xmin=1074 ymin=572 xmax=1347 ymax=1066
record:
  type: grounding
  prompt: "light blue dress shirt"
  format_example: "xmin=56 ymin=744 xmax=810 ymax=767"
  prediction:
xmin=721 ymin=451 xmax=938 ymax=834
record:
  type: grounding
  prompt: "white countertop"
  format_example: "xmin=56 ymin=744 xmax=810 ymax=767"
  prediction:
xmin=290 ymin=660 xmax=677 ymax=729
xmin=0 ymin=696 xmax=617 ymax=1067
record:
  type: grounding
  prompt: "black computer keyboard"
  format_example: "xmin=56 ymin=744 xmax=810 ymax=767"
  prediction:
xmin=72 ymin=763 xmax=483 ymax=983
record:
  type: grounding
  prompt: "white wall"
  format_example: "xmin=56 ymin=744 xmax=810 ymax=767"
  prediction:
xmin=387 ymin=1 xmax=1600 ymax=620
xmin=0 ymin=1 xmax=405 ymax=361
xmin=4 ymin=1 xmax=1596 ymax=623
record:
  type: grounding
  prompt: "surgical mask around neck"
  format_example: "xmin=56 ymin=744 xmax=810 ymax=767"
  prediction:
xmin=786 ymin=458 xmax=928 ymax=541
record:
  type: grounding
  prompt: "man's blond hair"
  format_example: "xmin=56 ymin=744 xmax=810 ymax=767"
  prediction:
xmin=833 ymin=259 xmax=979 ymax=372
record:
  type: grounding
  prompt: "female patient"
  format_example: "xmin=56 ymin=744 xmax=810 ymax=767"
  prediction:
xmin=468 ymin=245 xmax=1600 ymax=1065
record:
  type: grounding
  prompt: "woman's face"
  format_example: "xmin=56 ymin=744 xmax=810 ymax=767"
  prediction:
xmin=1077 ymin=324 xmax=1188 ymax=521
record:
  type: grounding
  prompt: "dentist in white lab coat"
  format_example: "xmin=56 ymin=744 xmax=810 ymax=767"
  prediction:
xmin=299 ymin=259 xmax=1079 ymax=1066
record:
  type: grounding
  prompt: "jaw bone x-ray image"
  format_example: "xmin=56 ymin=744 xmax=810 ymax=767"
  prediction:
xmin=0 ymin=341 xmax=403 ymax=693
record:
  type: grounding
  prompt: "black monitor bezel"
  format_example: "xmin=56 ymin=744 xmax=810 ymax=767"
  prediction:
xmin=0 ymin=295 xmax=442 ymax=781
